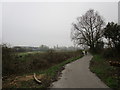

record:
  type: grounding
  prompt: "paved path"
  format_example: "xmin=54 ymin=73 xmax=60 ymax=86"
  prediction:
xmin=51 ymin=54 xmax=109 ymax=88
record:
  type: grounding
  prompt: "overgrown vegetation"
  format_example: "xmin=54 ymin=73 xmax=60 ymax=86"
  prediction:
xmin=89 ymin=22 xmax=120 ymax=90
xmin=103 ymin=22 xmax=120 ymax=61
xmin=90 ymin=54 xmax=119 ymax=90
xmin=2 ymin=44 xmax=83 ymax=88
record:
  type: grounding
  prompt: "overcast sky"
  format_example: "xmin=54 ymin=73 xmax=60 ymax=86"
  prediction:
xmin=2 ymin=2 xmax=118 ymax=47
xmin=118 ymin=1 xmax=120 ymax=25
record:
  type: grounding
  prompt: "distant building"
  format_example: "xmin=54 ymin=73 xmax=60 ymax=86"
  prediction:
xmin=118 ymin=1 xmax=120 ymax=24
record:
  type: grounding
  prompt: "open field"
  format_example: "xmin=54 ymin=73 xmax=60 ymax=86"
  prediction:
xmin=17 ymin=51 xmax=45 ymax=56
xmin=3 ymin=50 xmax=83 ymax=88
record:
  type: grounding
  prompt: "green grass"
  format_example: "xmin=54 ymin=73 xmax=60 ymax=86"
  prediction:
xmin=90 ymin=54 xmax=119 ymax=90
xmin=44 ymin=56 xmax=82 ymax=76
xmin=17 ymin=51 xmax=45 ymax=56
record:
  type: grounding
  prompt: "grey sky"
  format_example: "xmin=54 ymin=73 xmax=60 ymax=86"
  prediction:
xmin=0 ymin=3 xmax=2 ymax=44
xmin=2 ymin=2 xmax=118 ymax=47
xmin=118 ymin=1 xmax=120 ymax=25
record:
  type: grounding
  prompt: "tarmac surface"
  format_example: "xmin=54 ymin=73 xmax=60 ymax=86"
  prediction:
xmin=51 ymin=53 xmax=109 ymax=88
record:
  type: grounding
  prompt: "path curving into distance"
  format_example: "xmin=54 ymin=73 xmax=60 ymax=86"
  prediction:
xmin=51 ymin=53 xmax=109 ymax=88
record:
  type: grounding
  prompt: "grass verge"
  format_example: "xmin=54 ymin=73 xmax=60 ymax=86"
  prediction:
xmin=90 ymin=54 xmax=119 ymax=90
xmin=39 ymin=55 xmax=83 ymax=88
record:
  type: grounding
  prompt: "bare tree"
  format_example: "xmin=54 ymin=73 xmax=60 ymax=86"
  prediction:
xmin=71 ymin=9 xmax=105 ymax=51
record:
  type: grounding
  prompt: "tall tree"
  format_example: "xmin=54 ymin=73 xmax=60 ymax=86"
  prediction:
xmin=71 ymin=9 xmax=105 ymax=51
xmin=104 ymin=22 xmax=120 ymax=51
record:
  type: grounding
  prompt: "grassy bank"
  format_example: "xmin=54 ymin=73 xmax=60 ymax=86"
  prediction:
xmin=19 ymin=55 xmax=82 ymax=88
xmin=3 ymin=50 xmax=83 ymax=88
xmin=90 ymin=54 xmax=119 ymax=90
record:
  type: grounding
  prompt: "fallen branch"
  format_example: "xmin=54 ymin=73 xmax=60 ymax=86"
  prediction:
xmin=33 ymin=73 xmax=42 ymax=84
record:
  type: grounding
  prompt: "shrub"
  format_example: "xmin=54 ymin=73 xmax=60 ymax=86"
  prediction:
xmin=2 ymin=44 xmax=19 ymax=76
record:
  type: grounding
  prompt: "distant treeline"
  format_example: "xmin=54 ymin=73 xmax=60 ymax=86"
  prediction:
xmin=12 ymin=45 xmax=80 ymax=52
xmin=13 ymin=45 xmax=49 ymax=52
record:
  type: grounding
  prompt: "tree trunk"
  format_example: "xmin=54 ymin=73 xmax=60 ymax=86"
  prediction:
xmin=90 ymin=44 xmax=95 ymax=52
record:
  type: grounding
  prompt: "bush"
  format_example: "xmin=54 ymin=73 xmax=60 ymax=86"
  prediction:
xmin=102 ymin=48 xmax=120 ymax=62
xmin=104 ymin=22 xmax=120 ymax=58
xmin=2 ymin=44 xmax=19 ymax=76
xmin=102 ymin=48 xmax=115 ymax=59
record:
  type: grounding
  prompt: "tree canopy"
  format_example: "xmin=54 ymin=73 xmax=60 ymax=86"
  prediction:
xmin=71 ymin=9 xmax=105 ymax=52
xmin=104 ymin=22 xmax=120 ymax=51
